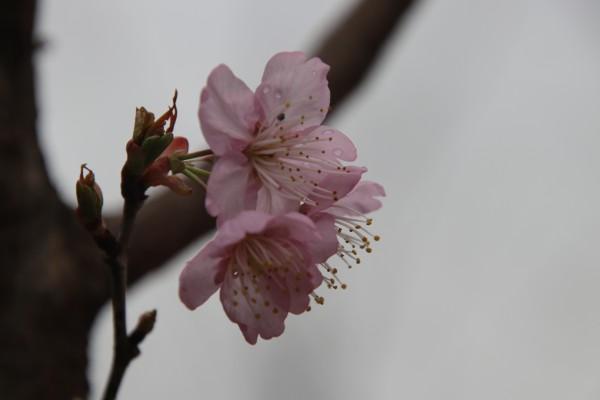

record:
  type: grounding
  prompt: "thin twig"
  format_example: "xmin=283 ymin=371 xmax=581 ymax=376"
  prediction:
xmin=102 ymin=257 xmax=131 ymax=400
xmin=101 ymin=196 xmax=155 ymax=400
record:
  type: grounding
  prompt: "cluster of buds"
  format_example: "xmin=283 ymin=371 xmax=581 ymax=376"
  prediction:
xmin=179 ymin=52 xmax=385 ymax=344
xmin=76 ymin=92 xmax=214 ymax=253
xmin=121 ymin=91 xmax=212 ymax=202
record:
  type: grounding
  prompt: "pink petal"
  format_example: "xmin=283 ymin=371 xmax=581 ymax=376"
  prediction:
xmin=160 ymin=136 xmax=189 ymax=158
xmin=199 ymin=64 xmax=260 ymax=156
xmin=212 ymin=210 xmax=274 ymax=251
xmin=179 ymin=242 xmax=226 ymax=310
xmin=205 ymin=153 xmax=260 ymax=220
xmin=307 ymin=213 xmax=339 ymax=263
xmin=301 ymin=165 xmax=366 ymax=215
xmin=220 ymin=253 xmax=289 ymax=344
xmin=256 ymin=52 xmax=330 ymax=132
xmin=256 ymin=186 xmax=300 ymax=215
xmin=305 ymin=126 xmax=358 ymax=161
xmin=262 ymin=213 xmax=326 ymax=314
xmin=285 ymin=260 xmax=323 ymax=315
xmin=264 ymin=212 xmax=319 ymax=245
xmin=329 ymin=181 xmax=386 ymax=216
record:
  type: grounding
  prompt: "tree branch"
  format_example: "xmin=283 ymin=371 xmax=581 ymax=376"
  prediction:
xmin=0 ymin=1 xmax=109 ymax=398
xmin=315 ymin=0 xmax=417 ymax=111
xmin=100 ymin=175 xmax=156 ymax=399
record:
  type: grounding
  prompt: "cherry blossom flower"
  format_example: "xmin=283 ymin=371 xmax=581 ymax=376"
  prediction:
xmin=199 ymin=51 xmax=361 ymax=221
xmin=303 ymin=180 xmax=385 ymax=291
xmin=179 ymin=210 xmax=337 ymax=344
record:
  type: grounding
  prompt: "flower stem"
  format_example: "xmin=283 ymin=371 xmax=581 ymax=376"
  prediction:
xmin=182 ymin=169 xmax=208 ymax=189
xmin=185 ymin=165 xmax=211 ymax=178
xmin=101 ymin=196 xmax=155 ymax=400
xmin=177 ymin=149 xmax=213 ymax=161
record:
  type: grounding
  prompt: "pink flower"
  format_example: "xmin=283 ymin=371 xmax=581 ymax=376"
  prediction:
xmin=199 ymin=51 xmax=360 ymax=221
xmin=179 ymin=210 xmax=337 ymax=344
xmin=303 ymin=181 xmax=385 ymax=290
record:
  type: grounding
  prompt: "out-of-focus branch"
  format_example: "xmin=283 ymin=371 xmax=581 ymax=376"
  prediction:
xmin=0 ymin=1 xmax=109 ymax=398
xmin=120 ymin=183 xmax=215 ymax=285
xmin=315 ymin=0 xmax=417 ymax=111
xmin=124 ymin=0 xmax=417 ymax=285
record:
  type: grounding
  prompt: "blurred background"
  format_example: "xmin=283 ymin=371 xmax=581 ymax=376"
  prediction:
xmin=36 ymin=0 xmax=600 ymax=399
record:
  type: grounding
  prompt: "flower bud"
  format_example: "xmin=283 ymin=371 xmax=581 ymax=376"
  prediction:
xmin=122 ymin=92 xmax=180 ymax=201
xmin=132 ymin=107 xmax=156 ymax=144
xmin=76 ymin=164 xmax=104 ymax=230
xmin=141 ymin=132 xmax=173 ymax=167
xmin=131 ymin=91 xmax=178 ymax=144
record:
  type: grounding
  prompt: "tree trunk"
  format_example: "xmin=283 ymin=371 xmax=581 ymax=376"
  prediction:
xmin=0 ymin=0 xmax=414 ymax=397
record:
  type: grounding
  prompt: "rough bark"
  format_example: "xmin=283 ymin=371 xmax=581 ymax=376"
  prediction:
xmin=0 ymin=0 xmax=415 ymax=398
xmin=0 ymin=1 xmax=108 ymax=398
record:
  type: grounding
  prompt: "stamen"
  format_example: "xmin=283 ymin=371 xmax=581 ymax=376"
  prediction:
xmin=310 ymin=292 xmax=325 ymax=305
xmin=248 ymin=126 xmax=353 ymax=208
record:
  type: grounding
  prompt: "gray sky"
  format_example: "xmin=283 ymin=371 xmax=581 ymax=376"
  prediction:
xmin=38 ymin=0 xmax=600 ymax=399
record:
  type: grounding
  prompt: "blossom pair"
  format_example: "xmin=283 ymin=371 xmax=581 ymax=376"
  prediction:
xmin=179 ymin=52 xmax=384 ymax=344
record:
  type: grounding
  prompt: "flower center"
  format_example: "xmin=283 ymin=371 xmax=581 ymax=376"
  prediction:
xmin=226 ymin=235 xmax=321 ymax=315
xmin=247 ymin=122 xmax=352 ymax=207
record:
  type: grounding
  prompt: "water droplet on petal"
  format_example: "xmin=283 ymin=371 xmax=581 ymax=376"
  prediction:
xmin=333 ymin=148 xmax=343 ymax=157
xmin=323 ymin=130 xmax=333 ymax=136
xmin=275 ymin=90 xmax=282 ymax=99
xmin=262 ymin=86 xmax=271 ymax=94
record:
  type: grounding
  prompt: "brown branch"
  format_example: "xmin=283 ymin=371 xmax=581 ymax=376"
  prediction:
xmin=102 ymin=257 xmax=156 ymax=400
xmin=0 ymin=1 xmax=110 ymax=398
xmin=315 ymin=0 xmax=417 ymax=111
xmin=101 ymin=181 xmax=154 ymax=398
xmin=102 ymin=256 xmax=131 ymax=400
xmin=123 ymin=183 xmax=215 ymax=285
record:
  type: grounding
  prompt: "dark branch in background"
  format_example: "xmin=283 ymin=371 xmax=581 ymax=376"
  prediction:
xmin=0 ymin=1 xmax=108 ymax=398
xmin=0 ymin=0 xmax=417 ymax=398
xmin=124 ymin=0 xmax=416 ymax=285
xmin=315 ymin=0 xmax=417 ymax=111
xmin=117 ymin=182 xmax=215 ymax=286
